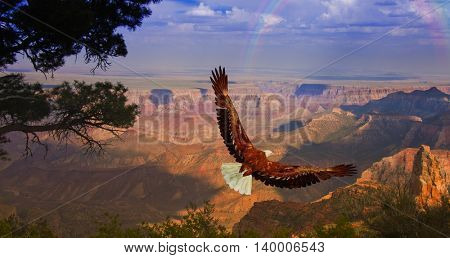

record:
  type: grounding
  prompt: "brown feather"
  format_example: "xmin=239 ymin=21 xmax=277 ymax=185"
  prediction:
xmin=211 ymin=66 xmax=357 ymax=189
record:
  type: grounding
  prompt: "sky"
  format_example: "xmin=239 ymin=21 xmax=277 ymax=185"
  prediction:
xmin=9 ymin=0 xmax=450 ymax=78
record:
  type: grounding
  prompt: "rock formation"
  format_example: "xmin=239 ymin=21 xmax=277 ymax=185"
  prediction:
xmin=1 ymin=83 xmax=449 ymax=236
xmin=234 ymin=146 xmax=449 ymax=236
xmin=359 ymin=145 xmax=449 ymax=207
xmin=410 ymin=145 xmax=448 ymax=207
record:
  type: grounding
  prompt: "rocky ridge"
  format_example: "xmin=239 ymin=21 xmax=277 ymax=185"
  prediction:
xmin=233 ymin=145 xmax=449 ymax=236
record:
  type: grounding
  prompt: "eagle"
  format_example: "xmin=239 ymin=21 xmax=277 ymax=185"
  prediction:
xmin=210 ymin=66 xmax=357 ymax=195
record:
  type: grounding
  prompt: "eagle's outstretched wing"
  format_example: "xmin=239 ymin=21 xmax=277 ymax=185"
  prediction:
xmin=210 ymin=66 xmax=254 ymax=163
xmin=252 ymin=164 xmax=357 ymax=189
xmin=211 ymin=67 xmax=356 ymax=189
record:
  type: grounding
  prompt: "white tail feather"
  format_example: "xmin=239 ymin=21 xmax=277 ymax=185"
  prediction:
xmin=221 ymin=163 xmax=252 ymax=195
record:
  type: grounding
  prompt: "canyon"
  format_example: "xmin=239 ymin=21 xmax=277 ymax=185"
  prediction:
xmin=0 ymin=81 xmax=448 ymax=236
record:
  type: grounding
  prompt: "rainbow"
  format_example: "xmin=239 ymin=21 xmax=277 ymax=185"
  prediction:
xmin=411 ymin=0 xmax=450 ymax=55
xmin=242 ymin=0 xmax=450 ymax=70
xmin=244 ymin=0 xmax=288 ymax=70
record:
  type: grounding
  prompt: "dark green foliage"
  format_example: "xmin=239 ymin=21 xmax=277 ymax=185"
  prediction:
xmin=0 ymin=0 xmax=161 ymax=73
xmin=312 ymin=216 xmax=358 ymax=238
xmin=234 ymin=227 xmax=293 ymax=238
xmin=0 ymin=74 xmax=139 ymax=156
xmin=304 ymin=188 xmax=449 ymax=238
xmin=0 ymin=74 xmax=50 ymax=123
xmin=92 ymin=202 xmax=231 ymax=238
xmin=236 ymin=230 xmax=261 ymax=238
xmin=419 ymin=197 xmax=450 ymax=236
xmin=146 ymin=202 xmax=230 ymax=238
xmin=271 ymin=226 xmax=295 ymax=238
xmin=0 ymin=215 xmax=55 ymax=238
xmin=3 ymin=193 xmax=449 ymax=238
xmin=366 ymin=190 xmax=450 ymax=238
xmin=90 ymin=191 xmax=449 ymax=238
xmin=92 ymin=213 xmax=152 ymax=238
xmin=52 ymin=80 xmax=138 ymax=129
xmin=1 ymin=1 xmax=158 ymax=157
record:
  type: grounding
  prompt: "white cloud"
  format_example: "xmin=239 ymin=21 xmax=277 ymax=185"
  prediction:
xmin=168 ymin=22 xmax=195 ymax=32
xmin=261 ymin=14 xmax=284 ymax=27
xmin=186 ymin=2 xmax=216 ymax=17
xmin=226 ymin=7 xmax=284 ymax=28
xmin=321 ymin=0 xmax=357 ymax=20
xmin=390 ymin=27 xmax=420 ymax=37
xmin=226 ymin=7 xmax=250 ymax=22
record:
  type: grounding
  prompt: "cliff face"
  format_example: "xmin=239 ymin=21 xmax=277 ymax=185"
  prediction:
xmin=234 ymin=146 xmax=449 ymax=236
xmin=410 ymin=145 xmax=448 ymax=207
xmin=293 ymin=85 xmax=450 ymax=106
xmin=359 ymin=145 xmax=449 ymax=207
xmin=129 ymin=85 xmax=450 ymax=116
xmin=232 ymin=184 xmax=373 ymax=237
xmin=342 ymin=87 xmax=450 ymax=119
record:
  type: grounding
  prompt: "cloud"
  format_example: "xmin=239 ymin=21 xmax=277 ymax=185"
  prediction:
xmin=186 ymin=2 xmax=216 ymax=17
xmin=374 ymin=0 xmax=398 ymax=6
xmin=149 ymin=0 xmax=433 ymax=39
xmin=168 ymin=22 xmax=195 ymax=31
xmin=27 ymin=0 xmax=448 ymax=76
xmin=226 ymin=7 xmax=250 ymax=22
xmin=314 ymin=0 xmax=422 ymax=35
xmin=226 ymin=7 xmax=285 ymax=28
xmin=261 ymin=14 xmax=285 ymax=27
xmin=390 ymin=27 xmax=420 ymax=36
xmin=321 ymin=0 xmax=357 ymax=20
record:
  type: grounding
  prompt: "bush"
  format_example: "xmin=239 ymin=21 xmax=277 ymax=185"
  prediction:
xmin=304 ymin=188 xmax=449 ymax=238
xmin=145 ymin=202 xmax=230 ymax=238
xmin=366 ymin=190 xmax=450 ymax=238
xmin=91 ymin=213 xmax=152 ymax=238
xmin=0 ymin=215 xmax=55 ymax=238
xmin=311 ymin=216 xmax=359 ymax=238
xmin=93 ymin=202 xmax=231 ymax=238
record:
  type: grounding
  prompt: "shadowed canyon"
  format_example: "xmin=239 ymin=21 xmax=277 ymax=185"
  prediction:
xmin=1 ymin=81 xmax=449 ymax=236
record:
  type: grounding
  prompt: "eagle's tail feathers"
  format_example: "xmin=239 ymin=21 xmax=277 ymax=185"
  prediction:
xmin=221 ymin=163 xmax=252 ymax=195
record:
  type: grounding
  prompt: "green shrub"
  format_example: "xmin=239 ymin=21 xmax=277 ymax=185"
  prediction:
xmin=147 ymin=202 xmax=230 ymax=238
xmin=91 ymin=213 xmax=152 ymax=238
xmin=0 ymin=215 xmax=55 ymax=238
xmin=312 ymin=216 xmax=359 ymax=238
xmin=92 ymin=202 xmax=231 ymax=238
xmin=366 ymin=190 xmax=449 ymax=238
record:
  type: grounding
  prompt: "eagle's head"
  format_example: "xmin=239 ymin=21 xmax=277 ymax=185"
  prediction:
xmin=263 ymin=150 xmax=273 ymax=157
